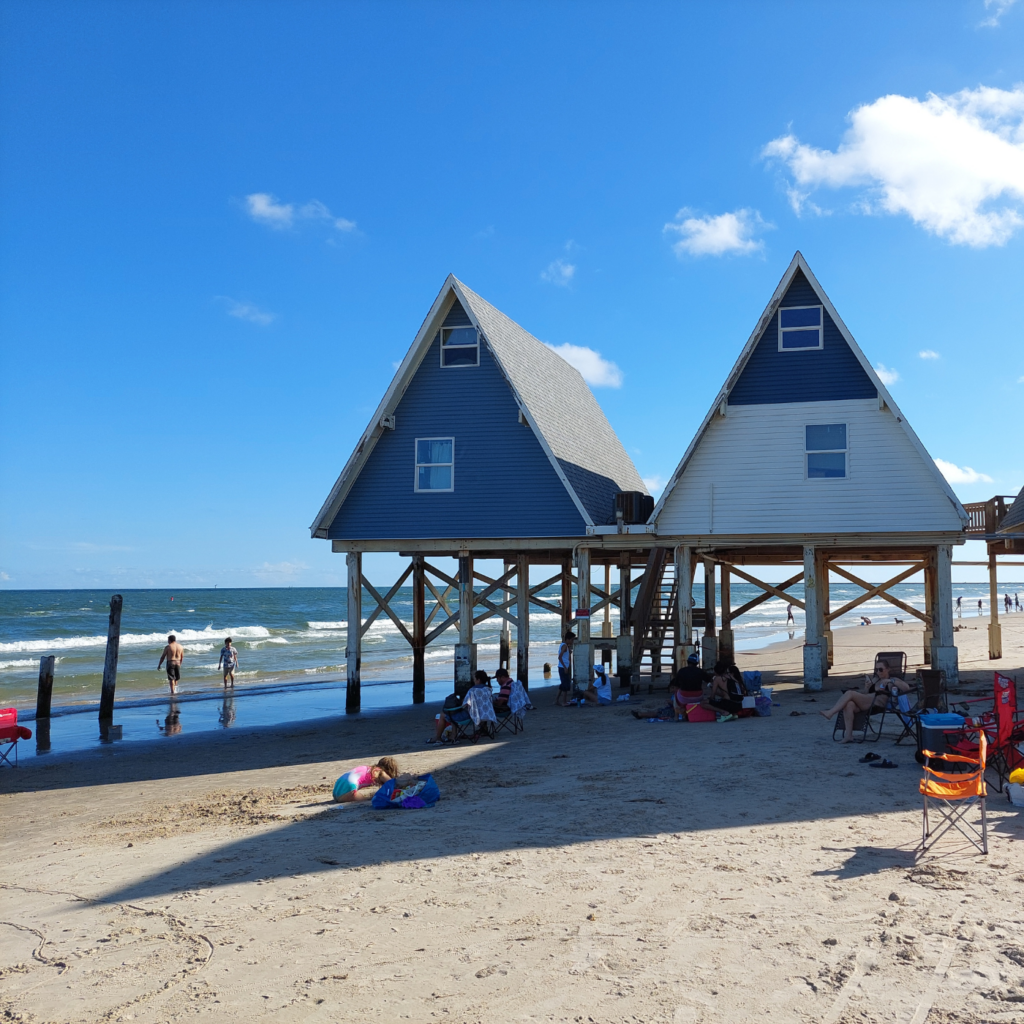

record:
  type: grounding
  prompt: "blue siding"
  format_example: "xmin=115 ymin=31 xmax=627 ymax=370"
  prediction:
xmin=728 ymin=269 xmax=876 ymax=406
xmin=442 ymin=299 xmax=472 ymax=327
xmin=327 ymin=335 xmax=588 ymax=539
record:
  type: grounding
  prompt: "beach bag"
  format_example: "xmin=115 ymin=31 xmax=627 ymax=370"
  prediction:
xmin=742 ymin=671 xmax=762 ymax=691
xmin=371 ymin=773 xmax=441 ymax=809
xmin=755 ymin=694 xmax=772 ymax=717
xmin=685 ymin=703 xmax=717 ymax=723
xmin=741 ymin=696 xmax=757 ymax=709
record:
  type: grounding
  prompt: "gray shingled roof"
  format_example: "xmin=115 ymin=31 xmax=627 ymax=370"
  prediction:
xmin=1001 ymin=487 xmax=1024 ymax=533
xmin=455 ymin=279 xmax=647 ymax=525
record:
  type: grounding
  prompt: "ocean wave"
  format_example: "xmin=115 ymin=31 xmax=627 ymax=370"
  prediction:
xmin=308 ymin=621 xmax=347 ymax=630
xmin=0 ymin=657 xmax=62 ymax=671
xmin=0 ymin=624 xmax=273 ymax=655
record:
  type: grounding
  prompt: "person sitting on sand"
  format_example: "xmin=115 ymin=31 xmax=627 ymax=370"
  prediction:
xmin=579 ymin=664 xmax=612 ymax=705
xmin=818 ymin=659 xmax=911 ymax=743
xmin=700 ymin=661 xmax=745 ymax=721
xmin=493 ymin=667 xmax=514 ymax=708
xmin=332 ymin=757 xmax=399 ymax=803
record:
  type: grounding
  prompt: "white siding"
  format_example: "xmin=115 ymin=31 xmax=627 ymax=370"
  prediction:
xmin=657 ymin=399 xmax=963 ymax=535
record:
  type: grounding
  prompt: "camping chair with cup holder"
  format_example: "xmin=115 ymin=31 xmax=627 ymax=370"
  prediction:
xmin=893 ymin=669 xmax=948 ymax=745
xmin=438 ymin=693 xmax=475 ymax=745
xmin=493 ymin=680 xmax=529 ymax=737
xmin=920 ymin=729 xmax=988 ymax=856
xmin=944 ymin=673 xmax=1024 ymax=793
xmin=0 ymin=708 xmax=33 ymax=768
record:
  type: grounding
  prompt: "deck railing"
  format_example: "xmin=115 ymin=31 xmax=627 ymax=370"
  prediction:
xmin=962 ymin=496 xmax=1017 ymax=535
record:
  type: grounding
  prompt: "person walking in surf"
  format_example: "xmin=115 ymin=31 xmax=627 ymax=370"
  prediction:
xmin=158 ymin=634 xmax=184 ymax=695
xmin=218 ymin=637 xmax=238 ymax=688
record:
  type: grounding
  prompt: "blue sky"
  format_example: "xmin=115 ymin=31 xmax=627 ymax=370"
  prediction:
xmin=2 ymin=0 xmax=1023 ymax=589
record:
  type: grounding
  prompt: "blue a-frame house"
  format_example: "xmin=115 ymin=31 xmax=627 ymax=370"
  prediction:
xmin=311 ymin=276 xmax=647 ymax=707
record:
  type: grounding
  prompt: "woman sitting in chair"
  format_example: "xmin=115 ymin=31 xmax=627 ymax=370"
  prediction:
xmin=819 ymin=659 xmax=911 ymax=743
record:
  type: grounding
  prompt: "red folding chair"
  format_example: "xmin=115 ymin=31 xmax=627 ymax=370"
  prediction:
xmin=0 ymin=708 xmax=33 ymax=768
xmin=945 ymin=674 xmax=1024 ymax=792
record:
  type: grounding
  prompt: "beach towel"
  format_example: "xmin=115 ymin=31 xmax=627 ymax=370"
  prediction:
xmin=463 ymin=686 xmax=498 ymax=728
xmin=508 ymin=679 xmax=529 ymax=716
xmin=371 ymin=773 xmax=441 ymax=809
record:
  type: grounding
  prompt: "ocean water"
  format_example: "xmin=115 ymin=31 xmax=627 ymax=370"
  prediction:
xmin=2 ymin=582 xmax=1018 ymax=718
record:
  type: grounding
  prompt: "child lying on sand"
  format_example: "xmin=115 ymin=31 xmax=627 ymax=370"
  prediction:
xmin=332 ymin=757 xmax=399 ymax=803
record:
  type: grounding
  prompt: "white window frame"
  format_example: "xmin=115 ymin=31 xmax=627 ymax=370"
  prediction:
xmin=414 ymin=436 xmax=455 ymax=493
xmin=440 ymin=325 xmax=479 ymax=368
xmin=805 ymin=422 xmax=848 ymax=480
xmin=778 ymin=304 xmax=824 ymax=352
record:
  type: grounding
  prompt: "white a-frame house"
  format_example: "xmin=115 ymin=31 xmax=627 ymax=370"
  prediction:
xmin=651 ymin=252 xmax=966 ymax=688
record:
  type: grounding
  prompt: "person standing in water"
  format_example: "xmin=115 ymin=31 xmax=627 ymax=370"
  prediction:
xmin=218 ymin=637 xmax=238 ymax=688
xmin=786 ymin=604 xmax=795 ymax=625
xmin=158 ymin=634 xmax=184 ymax=695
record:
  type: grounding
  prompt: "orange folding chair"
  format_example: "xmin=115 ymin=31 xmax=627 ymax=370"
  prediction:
xmin=920 ymin=731 xmax=987 ymax=855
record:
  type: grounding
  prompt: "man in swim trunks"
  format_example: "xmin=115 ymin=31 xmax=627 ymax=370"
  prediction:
xmin=158 ymin=634 xmax=185 ymax=695
xmin=218 ymin=637 xmax=238 ymax=688
xmin=332 ymin=757 xmax=399 ymax=803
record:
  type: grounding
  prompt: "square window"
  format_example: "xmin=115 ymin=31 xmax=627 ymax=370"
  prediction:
xmin=806 ymin=423 xmax=846 ymax=479
xmin=415 ymin=437 xmax=454 ymax=492
xmin=779 ymin=306 xmax=823 ymax=350
xmin=441 ymin=326 xmax=479 ymax=367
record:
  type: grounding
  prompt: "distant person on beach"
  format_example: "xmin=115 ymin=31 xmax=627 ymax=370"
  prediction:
xmin=786 ymin=604 xmax=795 ymax=625
xmin=1005 ymin=594 xmax=1012 ymax=613
xmin=671 ymin=652 xmax=708 ymax=694
xmin=579 ymin=664 xmax=612 ymax=705
xmin=157 ymin=635 xmax=184 ymax=695
xmin=860 ymin=616 xmax=871 ymax=626
xmin=819 ymin=659 xmax=910 ymax=743
xmin=556 ymin=631 xmax=575 ymax=707
xmin=978 ymin=599 xmax=984 ymax=616
xmin=218 ymin=637 xmax=238 ymax=687
xmin=493 ymin=667 xmax=514 ymax=709
xmin=1016 ymin=593 xmax=1021 ymax=612
xmin=700 ymin=661 xmax=745 ymax=721
xmin=543 ymin=662 xmax=552 ymax=678
xmin=332 ymin=757 xmax=399 ymax=803
xmin=956 ymin=596 xmax=962 ymax=618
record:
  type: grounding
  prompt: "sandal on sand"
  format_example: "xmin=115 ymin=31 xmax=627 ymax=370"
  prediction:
xmin=869 ymin=759 xmax=899 ymax=769
xmin=426 ymin=738 xmax=437 ymax=744
xmin=859 ymin=751 xmax=881 ymax=763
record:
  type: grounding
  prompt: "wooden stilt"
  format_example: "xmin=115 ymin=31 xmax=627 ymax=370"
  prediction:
xmin=988 ymin=548 xmax=1002 ymax=659
xmin=560 ymin=558 xmax=573 ymax=639
xmin=98 ymin=594 xmax=123 ymax=722
xmin=573 ymin=547 xmax=592 ymax=690
xmin=814 ymin=549 xmax=829 ymax=677
xmin=675 ymin=545 xmax=693 ymax=670
xmin=517 ymin=554 xmax=530 ymax=688
xmin=701 ymin=558 xmax=717 ymax=670
xmin=346 ymin=552 xmax=362 ymax=713
xmin=718 ymin=563 xmax=734 ymax=664
xmin=933 ymin=544 xmax=959 ymax=685
xmin=617 ymin=552 xmax=632 ymax=687
xmin=455 ymin=553 xmax=476 ymax=692
xmin=803 ymin=545 xmax=822 ymax=691
xmin=412 ymin=555 xmax=426 ymax=704
xmin=923 ymin=551 xmax=936 ymax=665
xmin=36 ymin=654 xmax=55 ymax=721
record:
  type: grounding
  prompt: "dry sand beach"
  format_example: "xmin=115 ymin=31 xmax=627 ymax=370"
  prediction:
xmin=2 ymin=616 xmax=1024 ymax=1024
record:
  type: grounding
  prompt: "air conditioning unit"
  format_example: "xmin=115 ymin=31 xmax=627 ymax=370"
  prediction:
xmin=614 ymin=491 xmax=654 ymax=525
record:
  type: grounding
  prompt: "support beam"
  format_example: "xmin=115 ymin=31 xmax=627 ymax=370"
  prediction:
xmin=803 ymin=545 xmax=822 ymax=691
xmin=517 ymin=554 xmax=530 ymax=688
xmin=674 ymin=545 xmax=694 ymax=670
xmin=701 ymin=558 xmax=717 ymax=670
xmin=561 ymin=558 xmax=573 ymax=639
xmin=815 ymin=549 xmax=830 ymax=676
xmin=923 ymin=551 xmax=936 ymax=665
xmin=412 ymin=555 xmax=426 ymax=704
xmin=602 ymin=564 xmax=612 ymax=638
xmin=455 ymin=553 xmax=476 ymax=691
xmin=729 ymin=571 xmax=804 ymax=620
xmin=346 ymin=552 xmax=362 ymax=714
xmin=827 ymin=563 xmax=929 ymax=624
xmin=718 ymin=562 xmax=734 ymax=665
xmin=933 ymin=544 xmax=959 ymax=685
xmin=989 ymin=548 xmax=1002 ymax=659
xmin=617 ymin=551 xmax=632 ymax=686
xmin=573 ymin=547 xmax=593 ymax=690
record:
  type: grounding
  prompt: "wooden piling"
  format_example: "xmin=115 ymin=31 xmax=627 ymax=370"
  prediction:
xmin=802 ymin=545 xmax=822 ymax=691
xmin=98 ymin=594 xmax=123 ymax=721
xmin=346 ymin=552 xmax=362 ymax=713
xmin=412 ymin=555 xmax=426 ymax=704
xmin=718 ymin=563 xmax=734 ymax=664
xmin=516 ymin=554 xmax=530 ymax=688
xmin=701 ymin=559 xmax=717 ymax=670
xmin=988 ymin=549 xmax=1002 ymax=659
xmin=455 ymin=553 xmax=475 ymax=691
xmin=560 ymin=558 xmax=573 ymax=639
xmin=36 ymin=655 xmax=55 ymax=720
xmin=616 ymin=552 xmax=632 ymax=687
xmin=572 ymin=547 xmax=592 ymax=690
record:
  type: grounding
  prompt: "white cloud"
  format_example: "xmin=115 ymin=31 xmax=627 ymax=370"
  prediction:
xmin=245 ymin=192 xmax=294 ymax=228
xmin=541 ymin=259 xmax=576 ymax=285
xmin=935 ymin=458 xmax=993 ymax=484
xmin=763 ymin=86 xmax=1024 ymax=247
xmin=874 ymin=363 xmax=900 ymax=385
xmin=981 ymin=0 xmax=1018 ymax=27
xmin=918 ymin=349 xmax=941 ymax=359
xmin=664 ymin=208 xmax=768 ymax=257
xmin=642 ymin=475 xmax=666 ymax=497
xmin=220 ymin=297 xmax=275 ymax=325
xmin=1019 ymin=375 xmax=1024 ymax=383
xmin=245 ymin=193 xmax=356 ymax=232
xmin=0 ymin=572 xmax=10 ymax=581
xmin=544 ymin=342 xmax=623 ymax=388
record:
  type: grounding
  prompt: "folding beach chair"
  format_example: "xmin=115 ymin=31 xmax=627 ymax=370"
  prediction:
xmin=920 ymin=730 xmax=988 ymax=855
xmin=493 ymin=680 xmax=528 ymax=737
xmin=874 ymin=651 xmax=907 ymax=678
xmin=894 ymin=671 xmax=947 ymax=745
xmin=0 ymin=708 xmax=33 ymax=768
xmin=461 ymin=686 xmax=497 ymax=742
xmin=946 ymin=674 xmax=1024 ymax=792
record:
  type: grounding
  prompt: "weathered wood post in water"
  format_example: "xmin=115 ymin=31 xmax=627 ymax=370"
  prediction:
xmin=346 ymin=552 xmax=362 ymax=714
xmin=35 ymin=655 xmax=55 ymax=752
xmin=36 ymin=655 xmax=55 ymax=719
xmin=98 ymin=594 xmax=123 ymax=721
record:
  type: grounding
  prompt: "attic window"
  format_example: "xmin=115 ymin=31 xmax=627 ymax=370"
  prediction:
xmin=779 ymin=306 xmax=823 ymax=351
xmin=415 ymin=437 xmax=454 ymax=492
xmin=806 ymin=423 xmax=847 ymax=479
xmin=441 ymin=326 xmax=479 ymax=367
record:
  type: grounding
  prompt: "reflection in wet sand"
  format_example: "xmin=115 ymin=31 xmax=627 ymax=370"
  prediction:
xmin=219 ymin=696 xmax=236 ymax=728
xmin=158 ymin=701 xmax=182 ymax=736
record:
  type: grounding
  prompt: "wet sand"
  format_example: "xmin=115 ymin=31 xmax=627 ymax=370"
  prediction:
xmin=1 ymin=615 xmax=1023 ymax=1023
